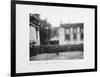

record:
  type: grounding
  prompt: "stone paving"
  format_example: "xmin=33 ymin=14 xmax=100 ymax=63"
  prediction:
xmin=30 ymin=51 xmax=83 ymax=61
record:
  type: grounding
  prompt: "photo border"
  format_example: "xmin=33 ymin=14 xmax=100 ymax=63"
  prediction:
xmin=11 ymin=0 xmax=97 ymax=76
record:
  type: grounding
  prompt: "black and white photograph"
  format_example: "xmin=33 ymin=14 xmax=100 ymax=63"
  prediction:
xmin=29 ymin=13 xmax=84 ymax=61
xmin=11 ymin=0 xmax=97 ymax=76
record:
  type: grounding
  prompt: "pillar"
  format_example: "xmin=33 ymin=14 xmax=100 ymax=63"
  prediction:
xmin=77 ymin=27 xmax=81 ymax=44
xmin=59 ymin=28 xmax=65 ymax=45
xmin=70 ymin=27 xmax=73 ymax=44
xmin=36 ymin=30 xmax=40 ymax=45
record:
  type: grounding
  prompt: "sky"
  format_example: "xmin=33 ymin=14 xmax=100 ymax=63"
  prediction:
xmin=28 ymin=4 xmax=92 ymax=27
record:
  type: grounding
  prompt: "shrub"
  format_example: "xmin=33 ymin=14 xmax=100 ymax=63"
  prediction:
xmin=30 ymin=44 xmax=83 ymax=56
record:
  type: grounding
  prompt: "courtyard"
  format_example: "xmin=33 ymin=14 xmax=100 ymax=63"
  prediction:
xmin=30 ymin=51 xmax=83 ymax=61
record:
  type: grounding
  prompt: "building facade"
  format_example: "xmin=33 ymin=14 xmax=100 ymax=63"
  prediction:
xmin=29 ymin=14 xmax=41 ymax=46
xmin=29 ymin=14 xmax=51 ymax=46
xmin=59 ymin=23 xmax=84 ymax=45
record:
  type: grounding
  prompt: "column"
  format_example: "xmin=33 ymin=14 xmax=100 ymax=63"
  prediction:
xmin=59 ymin=28 xmax=65 ymax=45
xmin=36 ymin=30 xmax=40 ymax=45
xmin=70 ymin=27 xmax=73 ymax=44
xmin=77 ymin=27 xmax=81 ymax=44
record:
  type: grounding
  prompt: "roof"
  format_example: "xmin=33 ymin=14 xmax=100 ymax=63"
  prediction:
xmin=60 ymin=23 xmax=84 ymax=28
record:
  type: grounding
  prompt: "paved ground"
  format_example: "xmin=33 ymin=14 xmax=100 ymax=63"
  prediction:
xmin=30 ymin=51 xmax=83 ymax=61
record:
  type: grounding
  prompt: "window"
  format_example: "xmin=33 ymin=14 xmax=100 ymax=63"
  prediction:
xmin=77 ymin=27 xmax=80 ymax=33
xmin=81 ymin=33 xmax=83 ymax=40
xmin=73 ymin=28 xmax=77 ymax=40
xmin=80 ymin=28 xmax=84 ymax=40
xmin=65 ymin=28 xmax=70 ymax=34
xmin=65 ymin=34 xmax=70 ymax=40
xmin=80 ymin=28 xmax=83 ymax=33
xmin=73 ymin=28 xmax=77 ymax=33
xmin=65 ymin=28 xmax=70 ymax=40
xmin=73 ymin=33 xmax=77 ymax=40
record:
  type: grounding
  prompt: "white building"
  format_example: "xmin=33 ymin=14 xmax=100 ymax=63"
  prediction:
xmin=29 ymin=25 xmax=40 ymax=46
xmin=29 ymin=14 xmax=40 ymax=46
xmin=59 ymin=23 xmax=84 ymax=45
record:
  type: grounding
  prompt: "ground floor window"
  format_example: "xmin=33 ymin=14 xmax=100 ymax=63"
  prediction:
xmin=73 ymin=33 xmax=77 ymax=40
xmin=81 ymin=33 xmax=84 ymax=40
xmin=65 ymin=34 xmax=70 ymax=40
